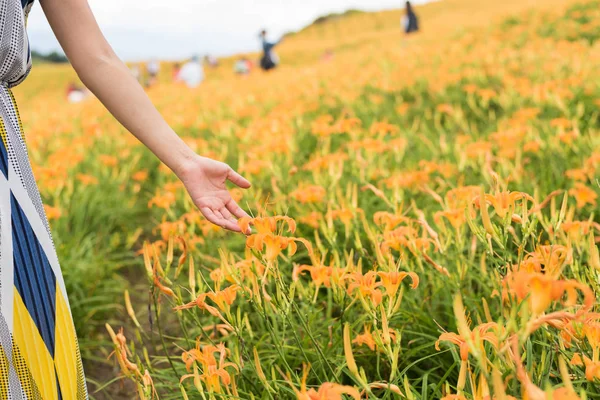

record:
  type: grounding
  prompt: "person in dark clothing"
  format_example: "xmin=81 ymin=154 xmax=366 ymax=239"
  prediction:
xmin=259 ymin=30 xmax=281 ymax=71
xmin=403 ymin=1 xmax=419 ymax=34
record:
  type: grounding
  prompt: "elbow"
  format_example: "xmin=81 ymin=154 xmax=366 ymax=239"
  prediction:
xmin=73 ymin=47 xmax=121 ymax=86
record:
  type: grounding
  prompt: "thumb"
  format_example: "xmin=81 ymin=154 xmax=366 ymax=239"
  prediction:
xmin=227 ymin=168 xmax=251 ymax=189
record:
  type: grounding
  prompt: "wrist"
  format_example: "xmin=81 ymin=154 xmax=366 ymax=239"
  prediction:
xmin=173 ymin=153 xmax=204 ymax=181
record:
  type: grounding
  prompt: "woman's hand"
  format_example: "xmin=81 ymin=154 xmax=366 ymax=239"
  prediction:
xmin=178 ymin=156 xmax=251 ymax=232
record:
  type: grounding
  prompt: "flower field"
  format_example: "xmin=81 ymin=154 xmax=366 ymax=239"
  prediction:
xmin=13 ymin=0 xmax=600 ymax=398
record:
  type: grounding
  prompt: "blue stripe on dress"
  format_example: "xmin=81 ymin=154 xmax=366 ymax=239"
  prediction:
xmin=0 ymin=135 xmax=7 ymax=178
xmin=11 ymin=192 xmax=56 ymax=357
xmin=57 ymin=373 xmax=63 ymax=400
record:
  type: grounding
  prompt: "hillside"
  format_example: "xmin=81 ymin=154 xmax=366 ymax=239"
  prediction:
xmin=18 ymin=0 xmax=576 ymax=90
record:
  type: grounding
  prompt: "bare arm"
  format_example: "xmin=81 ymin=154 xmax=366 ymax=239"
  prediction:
xmin=41 ymin=0 xmax=250 ymax=232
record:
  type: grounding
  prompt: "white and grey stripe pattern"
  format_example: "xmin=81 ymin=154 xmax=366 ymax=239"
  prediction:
xmin=0 ymin=2 xmax=37 ymax=397
xmin=0 ymin=86 xmax=51 ymax=237
xmin=0 ymin=1 xmax=49 ymax=235
xmin=0 ymin=0 xmax=32 ymax=87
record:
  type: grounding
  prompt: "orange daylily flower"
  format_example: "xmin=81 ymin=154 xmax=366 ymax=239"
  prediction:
xmin=465 ymin=141 xmax=492 ymax=159
xmin=377 ymin=271 xmax=419 ymax=297
xmin=181 ymin=341 xmax=239 ymax=394
xmin=565 ymin=168 xmax=589 ymax=182
xmin=550 ymin=117 xmax=572 ymax=129
xmin=207 ymin=285 xmax=241 ymax=312
xmin=373 ymin=211 xmax=411 ymax=231
xmin=345 ymin=271 xmax=383 ymax=306
xmin=99 ymin=154 xmax=118 ymax=167
xmin=299 ymin=211 xmax=322 ymax=229
xmin=76 ymin=173 xmax=98 ymax=186
xmin=561 ymin=221 xmax=599 ymax=243
xmin=140 ymin=369 xmax=158 ymax=400
xmin=511 ymin=336 xmax=580 ymax=399
xmin=302 ymin=152 xmax=348 ymax=171
xmin=174 ymin=293 xmax=221 ymax=317
xmin=569 ymin=183 xmax=598 ymax=209
xmin=381 ymin=225 xmax=438 ymax=256
xmin=436 ymin=322 xmax=499 ymax=361
xmin=292 ymin=263 xmax=345 ymax=289
xmin=530 ymin=245 xmax=571 ymax=277
xmin=582 ymin=355 xmax=600 ymax=382
xmin=151 ymin=258 xmax=175 ymax=297
xmin=238 ymin=216 xmax=311 ymax=261
xmin=290 ymin=185 xmax=327 ymax=204
xmin=238 ymin=215 xmax=296 ymax=236
xmin=210 ymin=256 xmax=266 ymax=285
xmin=514 ymin=107 xmax=540 ymax=120
xmin=370 ymin=121 xmax=399 ymax=135
xmin=445 ymin=186 xmax=481 ymax=209
xmin=435 ymin=208 xmax=468 ymax=229
xmin=239 ymin=159 xmax=271 ymax=175
xmin=327 ymin=208 xmax=358 ymax=226
xmin=383 ymin=170 xmax=430 ymax=190
xmin=502 ymin=269 xmax=594 ymax=315
xmin=436 ymin=103 xmax=454 ymax=114
xmin=106 ymin=324 xmax=140 ymax=378
xmin=132 ymin=170 xmax=148 ymax=181
xmin=396 ymin=102 xmax=410 ymax=115
xmin=352 ymin=326 xmax=376 ymax=351
xmin=292 ymin=364 xmax=360 ymax=400
xmin=148 ymin=191 xmax=176 ymax=209
xmin=174 ymin=286 xmax=240 ymax=318
xmin=43 ymin=204 xmax=62 ymax=221
xmin=351 ymin=325 xmax=399 ymax=352
xmin=462 ymin=83 xmax=478 ymax=93
xmin=477 ymin=190 xmax=534 ymax=219
xmin=523 ymin=140 xmax=541 ymax=153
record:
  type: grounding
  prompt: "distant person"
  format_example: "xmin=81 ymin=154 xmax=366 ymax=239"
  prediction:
xmin=66 ymin=82 xmax=88 ymax=103
xmin=322 ymin=49 xmax=334 ymax=62
xmin=172 ymin=62 xmax=182 ymax=81
xmin=147 ymin=58 xmax=160 ymax=84
xmin=234 ymin=57 xmax=251 ymax=75
xmin=259 ymin=30 xmax=282 ymax=71
xmin=204 ymin=54 xmax=219 ymax=68
xmin=403 ymin=1 xmax=419 ymax=34
xmin=177 ymin=55 xmax=205 ymax=88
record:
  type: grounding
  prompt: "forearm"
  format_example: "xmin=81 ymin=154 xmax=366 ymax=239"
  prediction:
xmin=76 ymin=54 xmax=195 ymax=177
xmin=41 ymin=0 xmax=251 ymax=231
xmin=41 ymin=0 xmax=197 ymax=177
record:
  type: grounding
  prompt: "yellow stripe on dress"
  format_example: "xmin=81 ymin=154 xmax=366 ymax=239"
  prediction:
xmin=0 ymin=115 xmax=7 ymax=149
xmin=54 ymin=286 xmax=80 ymax=399
xmin=13 ymin=288 xmax=58 ymax=400
xmin=0 ymin=344 xmax=9 ymax=399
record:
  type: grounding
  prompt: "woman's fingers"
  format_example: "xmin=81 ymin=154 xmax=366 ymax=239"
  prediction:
xmin=219 ymin=207 xmax=235 ymax=221
xmin=200 ymin=207 xmax=220 ymax=225
xmin=227 ymin=168 xmax=251 ymax=189
xmin=226 ymin=199 xmax=252 ymax=234
xmin=201 ymin=207 xmax=241 ymax=232
xmin=226 ymin=198 xmax=250 ymax=219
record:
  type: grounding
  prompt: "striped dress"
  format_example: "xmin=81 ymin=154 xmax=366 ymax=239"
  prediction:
xmin=0 ymin=0 xmax=88 ymax=398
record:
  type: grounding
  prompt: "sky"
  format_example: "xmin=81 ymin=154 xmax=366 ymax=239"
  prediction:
xmin=27 ymin=0 xmax=429 ymax=61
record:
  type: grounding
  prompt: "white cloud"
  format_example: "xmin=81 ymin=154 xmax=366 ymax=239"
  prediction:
xmin=27 ymin=0 xmax=427 ymax=60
